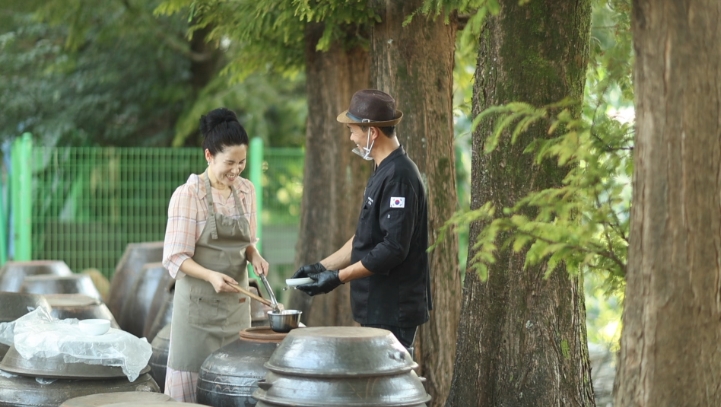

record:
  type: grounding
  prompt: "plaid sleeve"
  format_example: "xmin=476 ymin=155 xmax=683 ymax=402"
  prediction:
xmin=246 ymin=180 xmax=259 ymax=245
xmin=163 ymin=183 xmax=200 ymax=278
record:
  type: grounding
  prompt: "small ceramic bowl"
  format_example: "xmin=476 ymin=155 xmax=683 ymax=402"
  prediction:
xmin=78 ymin=319 xmax=110 ymax=335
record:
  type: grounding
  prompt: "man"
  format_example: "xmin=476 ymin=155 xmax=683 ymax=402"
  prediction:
xmin=293 ymin=89 xmax=432 ymax=351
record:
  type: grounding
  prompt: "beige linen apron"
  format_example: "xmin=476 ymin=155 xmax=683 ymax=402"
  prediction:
xmin=167 ymin=172 xmax=252 ymax=372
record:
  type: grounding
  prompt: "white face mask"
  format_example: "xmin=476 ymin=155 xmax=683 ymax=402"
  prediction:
xmin=351 ymin=127 xmax=374 ymax=161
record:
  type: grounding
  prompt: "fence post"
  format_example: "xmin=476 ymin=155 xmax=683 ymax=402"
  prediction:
xmin=0 ymin=164 xmax=6 ymax=266
xmin=249 ymin=137 xmax=264 ymax=253
xmin=11 ymin=133 xmax=32 ymax=260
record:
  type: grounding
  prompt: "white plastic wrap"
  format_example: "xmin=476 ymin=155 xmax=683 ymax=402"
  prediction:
xmin=0 ymin=320 xmax=15 ymax=346
xmin=3 ymin=308 xmax=152 ymax=382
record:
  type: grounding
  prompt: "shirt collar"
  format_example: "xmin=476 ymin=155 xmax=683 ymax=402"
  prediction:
xmin=191 ymin=173 xmax=250 ymax=199
xmin=375 ymin=145 xmax=406 ymax=171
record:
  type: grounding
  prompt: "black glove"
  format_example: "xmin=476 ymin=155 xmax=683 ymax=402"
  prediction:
xmin=297 ymin=270 xmax=343 ymax=296
xmin=292 ymin=262 xmax=326 ymax=279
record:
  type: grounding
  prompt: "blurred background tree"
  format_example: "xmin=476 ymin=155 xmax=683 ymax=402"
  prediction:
xmin=0 ymin=0 xmax=306 ymax=148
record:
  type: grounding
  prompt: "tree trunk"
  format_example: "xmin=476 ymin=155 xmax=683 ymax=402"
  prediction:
xmin=288 ymin=23 xmax=371 ymax=327
xmin=445 ymin=1 xmax=594 ymax=406
xmin=615 ymin=1 xmax=721 ymax=405
xmin=369 ymin=2 xmax=461 ymax=406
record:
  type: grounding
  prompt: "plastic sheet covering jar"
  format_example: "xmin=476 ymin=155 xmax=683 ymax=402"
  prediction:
xmin=197 ymin=326 xmax=287 ymax=407
xmin=0 ymin=292 xmax=51 ymax=359
xmin=0 ymin=308 xmax=152 ymax=382
xmin=253 ymin=327 xmax=430 ymax=407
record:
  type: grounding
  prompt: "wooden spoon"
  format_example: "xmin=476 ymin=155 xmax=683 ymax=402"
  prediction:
xmin=228 ymin=283 xmax=274 ymax=307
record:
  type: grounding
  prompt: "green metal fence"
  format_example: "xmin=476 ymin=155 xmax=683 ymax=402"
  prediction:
xmin=5 ymin=135 xmax=304 ymax=279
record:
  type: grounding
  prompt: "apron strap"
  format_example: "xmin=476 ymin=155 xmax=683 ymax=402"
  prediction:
xmin=203 ymin=170 xmax=219 ymax=240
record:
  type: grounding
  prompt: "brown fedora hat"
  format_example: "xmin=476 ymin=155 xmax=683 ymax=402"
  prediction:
xmin=337 ymin=89 xmax=403 ymax=126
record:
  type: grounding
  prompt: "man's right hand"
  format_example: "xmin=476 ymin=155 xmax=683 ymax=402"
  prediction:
xmin=292 ymin=262 xmax=326 ymax=279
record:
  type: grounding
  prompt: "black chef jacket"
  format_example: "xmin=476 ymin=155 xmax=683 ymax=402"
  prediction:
xmin=350 ymin=146 xmax=432 ymax=327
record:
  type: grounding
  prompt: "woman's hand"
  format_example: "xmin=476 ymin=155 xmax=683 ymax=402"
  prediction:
xmin=247 ymin=246 xmax=269 ymax=276
xmin=206 ymin=271 xmax=239 ymax=293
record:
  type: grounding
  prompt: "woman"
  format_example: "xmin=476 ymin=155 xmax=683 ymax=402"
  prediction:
xmin=161 ymin=107 xmax=269 ymax=402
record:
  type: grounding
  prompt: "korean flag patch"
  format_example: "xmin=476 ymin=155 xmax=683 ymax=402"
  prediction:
xmin=390 ymin=197 xmax=405 ymax=208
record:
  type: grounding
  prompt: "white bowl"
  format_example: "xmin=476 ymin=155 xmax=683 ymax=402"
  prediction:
xmin=285 ymin=277 xmax=314 ymax=287
xmin=78 ymin=319 xmax=110 ymax=335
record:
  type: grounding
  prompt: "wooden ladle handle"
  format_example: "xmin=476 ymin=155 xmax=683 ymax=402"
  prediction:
xmin=228 ymin=283 xmax=274 ymax=307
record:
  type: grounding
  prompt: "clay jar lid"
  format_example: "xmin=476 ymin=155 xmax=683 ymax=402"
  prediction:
xmin=0 ymin=291 xmax=51 ymax=323
xmin=21 ymin=274 xmax=102 ymax=300
xmin=265 ymin=326 xmax=416 ymax=377
xmin=44 ymin=293 xmax=99 ymax=308
xmin=239 ymin=326 xmax=287 ymax=343
xmin=59 ymin=391 xmax=172 ymax=407
xmin=0 ymin=260 xmax=72 ymax=292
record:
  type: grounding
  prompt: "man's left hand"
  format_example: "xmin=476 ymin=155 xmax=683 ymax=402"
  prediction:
xmin=297 ymin=270 xmax=343 ymax=296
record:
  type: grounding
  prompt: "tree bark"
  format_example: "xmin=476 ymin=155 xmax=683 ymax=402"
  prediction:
xmin=446 ymin=1 xmax=594 ymax=406
xmin=288 ymin=23 xmax=371 ymax=327
xmin=370 ymin=2 xmax=461 ymax=406
xmin=615 ymin=1 xmax=721 ymax=405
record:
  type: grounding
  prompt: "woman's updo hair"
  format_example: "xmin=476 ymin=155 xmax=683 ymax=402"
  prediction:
xmin=199 ymin=108 xmax=249 ymax=155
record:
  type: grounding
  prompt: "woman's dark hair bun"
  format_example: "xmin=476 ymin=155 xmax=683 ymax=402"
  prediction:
xmin=199 ymin=108 xmax=239 ymax=137
xmin=200 ymin=107 xmax=249 ymax=155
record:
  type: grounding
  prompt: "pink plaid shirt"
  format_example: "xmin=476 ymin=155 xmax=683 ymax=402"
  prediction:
xmin=162 ymin=173 xmax=258 ymax=279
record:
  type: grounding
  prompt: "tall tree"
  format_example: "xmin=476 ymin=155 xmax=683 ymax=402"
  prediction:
xmin=369 ymin=1 xmax=461 ymax=405
xmin=446 ymin=0 xmax=595 ymax=406
xmin=615 ymin=0 xmax=721 ymax=404
xmin=289 ymin=23 xmax=371 ymax=326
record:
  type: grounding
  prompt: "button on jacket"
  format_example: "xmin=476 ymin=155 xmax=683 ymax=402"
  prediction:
xmin=350 ymin=146 xmax=433 ymax=327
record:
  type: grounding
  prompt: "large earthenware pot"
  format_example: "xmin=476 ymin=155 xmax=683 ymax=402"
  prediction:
xmin=148 ymin=324 xmax=171 ymax=393
xmin=43 ymin=294 xmax=119 ymax=329
xmin=118 ymin=263 xmax=170 ymax=337
xmin=0 ymin=346 xmax=150 ymax=380
xmin=0 ymin=292 xmax=51 ymax=323
xmin=196 ymin=327 xmax=287 ymax=407
xmin=0 ymin=371 xmax=159 ymax=407
xmin=253 ymin=327 xmax=430 ymax=407
xmin=143 ymin=285 xmax=174 ymax=344
xmin=21 ymin=275 xmax=102 ymax=300
xmin=107 ymin=242 xmax=163 ymax=321
xmin=0 ymin=261 xmax=72 ymax=292
xmin=0 ymin=292 xmax=52 ymax=358
xmin=142 ymin=278 xmax=174 ymax=341
xmin=59 ymin=391 xmax=172 ymax=407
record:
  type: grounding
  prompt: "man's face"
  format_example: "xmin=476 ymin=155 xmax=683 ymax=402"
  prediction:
xmin=348 ymin=124 xmax=371 ymax=150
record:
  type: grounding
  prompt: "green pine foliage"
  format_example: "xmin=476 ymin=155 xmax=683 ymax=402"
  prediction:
xmin=154 ymin=0 xmax=378 ymax=82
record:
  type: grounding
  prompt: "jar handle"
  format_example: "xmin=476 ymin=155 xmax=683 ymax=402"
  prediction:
xmin=257 ymin=379 xmax=273 ymax=390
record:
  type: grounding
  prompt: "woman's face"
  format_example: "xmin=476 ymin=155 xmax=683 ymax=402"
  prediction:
xmin=205 ymin=144 xmax=248 ymax=188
